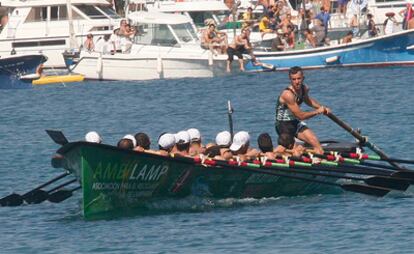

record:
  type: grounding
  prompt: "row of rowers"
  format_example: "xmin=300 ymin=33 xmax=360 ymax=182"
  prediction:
xmin=84 ymin=128 xmax=305 ymax=161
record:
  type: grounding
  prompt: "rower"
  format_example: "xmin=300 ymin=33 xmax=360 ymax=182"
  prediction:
xmin=85 ymin=131 xmax=102 ymax=144
xmin=157 ymin=133 xmax=175 ymax=156
xmin=173 ymin=131 xmax=191 ymax=157
xmin=187 ymin=128 xmax=204 ymax=156
xmin=275 ymin=66 xmax=330 ymax=154
xmin=118 ymin=134 xmax=136 ymax=150
xmin=134 ymin=132 xmax=151 ymax=152
xmin=215 ymin=131 xmax=233 ymax=160
xmin=257 ymin=133 xmax=277 ymax=160
xmin=229 ymin=131 xmax=260 ymax=161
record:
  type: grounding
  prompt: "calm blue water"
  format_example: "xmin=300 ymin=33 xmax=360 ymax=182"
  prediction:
xmin=0 ymin=67 xmax=413 ymax=253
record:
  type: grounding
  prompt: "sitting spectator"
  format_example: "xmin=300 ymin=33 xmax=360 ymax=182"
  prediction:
xmin=342 ymin=31 xmax=353 ymax=43
xmin=350 ymin=14 xmax=359 ymax=37
xmin=259 ymin=14 xmax=273 ymax=38
xmin=304 ymin=28 xmax=317 ymax=48
xmin=242 ymin=7 xmax=255 ymax=28
xmin=95 ymin=34 xmax=112 ymax=54
xmin=85 ymin=131 xmax=102 ymax=144
xmin=285 ymin=25 xmax=295 ymax=49
xmin=271 ymin=29 xmax=286 ymax=51
xmin=84 ymin=33 xmax=95 ymax=52
xmin=120 ymin=24 xmax=135 ymax=53
xmin=201 ymin=23 xmax=227 ymax=54
xmin=311 ymin=19 xmax=326 ymax=46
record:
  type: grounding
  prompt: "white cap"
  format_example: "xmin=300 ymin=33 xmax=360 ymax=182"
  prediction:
xmin=123 ymin=134 xmax=137 ymax=147
xmin=187 ymin=128 xmax=201 ymax=142
xmin=175 ymin=131 xmax=190 ymax=144
xmin=158 ymin=133 xmax=175 ymax=149
xmin=85 ymin=131 xmax=102 ymax=143
xmin=215 ymin=131 xmax=231 ymax=146
xmin=230 ymin=131 xmax=250 ymax=151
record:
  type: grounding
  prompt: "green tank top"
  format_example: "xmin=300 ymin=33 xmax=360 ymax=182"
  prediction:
xmin=275 ymin=86 xmax=305 ymax=123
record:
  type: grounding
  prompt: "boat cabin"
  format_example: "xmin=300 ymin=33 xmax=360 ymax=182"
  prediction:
xmin=128 ymin=11 xmax=199 ymax=47
xmin=0 ymin=0 xmax=121 ymax=39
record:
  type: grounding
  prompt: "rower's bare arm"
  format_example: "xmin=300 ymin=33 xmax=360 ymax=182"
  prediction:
xmin=282 ymin=91 xmax=324 ymax=120
xmin=303 ymin=87 xmax=331 ymax=114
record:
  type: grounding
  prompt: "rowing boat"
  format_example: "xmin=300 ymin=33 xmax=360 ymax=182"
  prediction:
xmin=52 ymin=139 xmax=361 ymax=220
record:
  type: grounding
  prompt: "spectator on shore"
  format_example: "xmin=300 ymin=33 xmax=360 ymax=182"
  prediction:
xmin=271 ymin=29 xmax=286 ymax=51
xmin=311 ymin=19 xmax=326 ymax=46
xmin=315 ymin=7 xmax=330 ymax=35
xmin=242 ymin=7 xmax=255 ymax=28
xmin=84 ymin=33 xmax=95 ymax=52
xmin=304 ymin=28 xmax=317 ymax=48
xmin=367 ymin=14 xmax=378 ymax=37
xmin=342 ymin=31 xmax=353 ymax=44
xmin=383 ymin=12 xmax=397 ymax=35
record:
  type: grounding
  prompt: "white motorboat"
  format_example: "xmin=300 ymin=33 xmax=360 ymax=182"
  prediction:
xmin=0 ymin=0 xmax=121 ymax=68
xmin=64 ymin=11 xmax=232 ymax=81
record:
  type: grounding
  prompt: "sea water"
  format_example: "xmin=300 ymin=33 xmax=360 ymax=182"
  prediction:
xmin=0 ymin=67 xmax=413 ymax=253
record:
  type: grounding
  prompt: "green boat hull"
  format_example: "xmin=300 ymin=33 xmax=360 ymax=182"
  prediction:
xmin=57 ymin=142 xmax=342 ymax=219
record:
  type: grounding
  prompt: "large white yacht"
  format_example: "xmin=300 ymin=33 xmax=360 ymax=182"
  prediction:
xmin=0 ymin=0 xmax=121 ymax=67
xmin=64 ymin=11 xmax=233 ymax=81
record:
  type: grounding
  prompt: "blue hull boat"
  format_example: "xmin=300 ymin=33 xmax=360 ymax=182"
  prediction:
xmin=246 ymin=30 xmax=414 ymax=71
xmin=0 ymin=54 xmax=47 ymax=89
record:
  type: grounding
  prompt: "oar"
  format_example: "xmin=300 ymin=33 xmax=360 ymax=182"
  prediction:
xmin=300 ymin=152 xmax=414 ymax=177
xmin=260 ymin=160 xmax=410 ymax=191
xmin=200 ymin=159 xmax=390 ymax=197
xmin=48 ymin=186 xmax=81 ymax=203
xmin=227 ymin=100 xmax=234 ymax=141
xmin=326 ymin=112 xmax=404 ymax=169
xmin=24 ymin=179 xmax=77 ymax=204
xmin=338 ymin=152 xmax=414 ymax=165
xmin=0 ymin=172 xmax=69 ymax=207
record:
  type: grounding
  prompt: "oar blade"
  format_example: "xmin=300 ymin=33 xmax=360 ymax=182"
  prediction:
xmin=23 ymin=190 xmax=49 ymax=204
xmin=0 ymin=193 xmax=23 ymax=207
xmin=342 ymin=184 xmax=390 ymax=197
xmin=365 ymin=176 xmax=410 ymax=191
xmin=48 ymin=190 xmax=73 ymax=203
xmin=391 ymin=171 xmax=414 ymax=181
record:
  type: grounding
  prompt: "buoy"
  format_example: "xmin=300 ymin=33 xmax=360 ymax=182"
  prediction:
xmin=325 ymin=56 xmax=340 ymax=64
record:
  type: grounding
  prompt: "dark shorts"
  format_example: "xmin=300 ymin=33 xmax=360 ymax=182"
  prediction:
xmin=275 ymin=120 xmax=308 ymax=148
xmin=227 ymin=46 xmax=247 ymax=62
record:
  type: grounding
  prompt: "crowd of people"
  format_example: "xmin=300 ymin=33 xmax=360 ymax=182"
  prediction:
xmin=84 ymin=66 xmax=330 ymax=164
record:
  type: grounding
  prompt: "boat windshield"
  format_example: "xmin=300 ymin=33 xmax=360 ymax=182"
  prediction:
xmin=134 ymin=24 xmax=178 ymax=47
xmin=75 ymin=5 xmax=107 ymax=19
xmin=170 ymin=23 xmax=198 ymax=43
xmin=96 ymin=6 xmax=121 ymax=19
xmin=189 ymin=11 xmax=230 ymax=27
